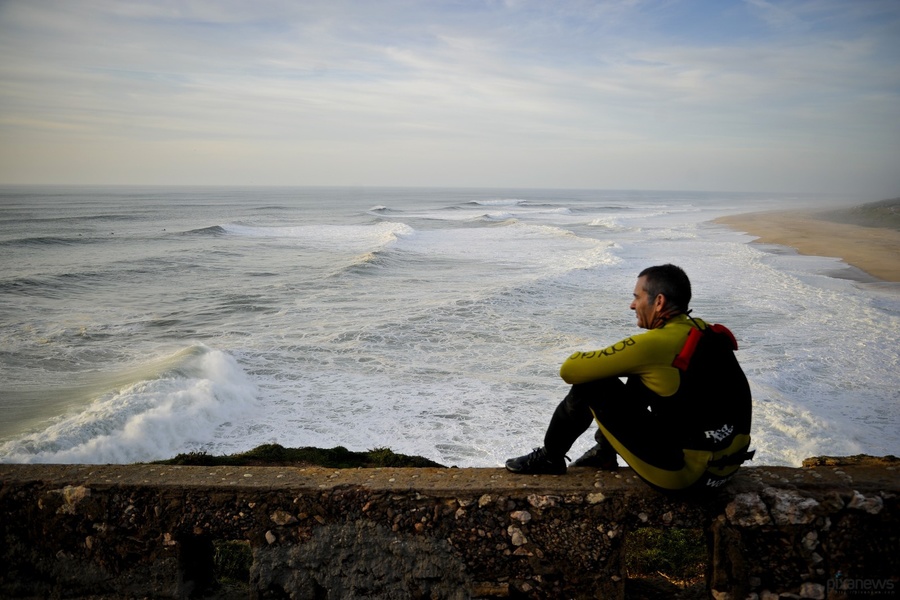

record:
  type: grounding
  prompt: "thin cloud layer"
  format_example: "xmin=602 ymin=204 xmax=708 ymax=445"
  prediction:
xmin=0 ymin=0 xmax=897 ymax=194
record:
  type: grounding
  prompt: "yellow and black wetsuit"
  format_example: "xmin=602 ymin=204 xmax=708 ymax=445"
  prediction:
xmin=552 ymin=314 xmax=752 ymax=492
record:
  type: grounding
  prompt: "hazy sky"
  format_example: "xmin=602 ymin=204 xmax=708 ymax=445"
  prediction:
xmin=1 ymin=1 xmax=898 ymax=195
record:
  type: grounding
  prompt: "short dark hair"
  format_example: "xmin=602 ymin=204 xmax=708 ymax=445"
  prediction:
xmin=638 ymin=264 xmax=691 ymax=311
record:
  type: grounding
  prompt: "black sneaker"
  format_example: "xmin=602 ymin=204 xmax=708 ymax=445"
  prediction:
xmin=571 ymin=443 xmax=618 ymax=470
xmin=505 ymin=447 xmax=567 ymax=475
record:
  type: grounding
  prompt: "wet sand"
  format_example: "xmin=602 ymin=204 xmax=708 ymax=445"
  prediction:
xmin=715 ymin=208 xmax=900 ymax=283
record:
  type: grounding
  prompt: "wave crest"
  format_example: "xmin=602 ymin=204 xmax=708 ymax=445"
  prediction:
xmin=0 ymin=345 xmax=258 ymax=464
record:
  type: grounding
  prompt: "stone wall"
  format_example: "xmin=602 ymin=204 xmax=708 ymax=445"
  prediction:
xmin=0 ymin=457 xmax=897 ymax=599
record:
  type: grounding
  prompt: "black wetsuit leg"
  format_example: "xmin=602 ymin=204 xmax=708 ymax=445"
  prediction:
xmin=544 ymin=378 xmax=685 ymax=472
xmin=543 ymin=379 xmax=624 ymax=459
xmin=591 ymin=378 xmax=685 ymax=471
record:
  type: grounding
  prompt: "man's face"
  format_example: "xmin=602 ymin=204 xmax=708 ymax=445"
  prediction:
xmin=630 ymin=276 xmax=663 ymax=329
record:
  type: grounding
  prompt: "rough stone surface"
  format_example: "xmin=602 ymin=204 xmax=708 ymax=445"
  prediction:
xmin=1 ymin=459 xmax=898 ymax=599
xmin=799 ymin=582 xmax=825 ymax=599
xmin=725 ymin=492 xmax=771 ymax=526
xmin=253 ymin=521 xmax=469 ymax=599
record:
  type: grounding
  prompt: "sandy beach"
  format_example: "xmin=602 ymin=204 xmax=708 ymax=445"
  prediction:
xmin=716 ymin=205 xmax=900 ymax=283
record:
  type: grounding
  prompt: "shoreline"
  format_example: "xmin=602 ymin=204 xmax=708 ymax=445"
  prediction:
xmin=715 ymin=207 xmax=900 ymax=283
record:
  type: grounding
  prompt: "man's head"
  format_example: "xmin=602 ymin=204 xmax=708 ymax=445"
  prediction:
xmin=630 ymin=264 xmax=691 ymax=329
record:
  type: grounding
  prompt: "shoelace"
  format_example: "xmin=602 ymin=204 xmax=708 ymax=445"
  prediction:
xmin=524 ymin=448 xmax=570 ymax=464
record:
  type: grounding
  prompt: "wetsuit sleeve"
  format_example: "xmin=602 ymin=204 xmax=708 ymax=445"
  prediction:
xmin=559 ymin=329 xmax=686 ymax=396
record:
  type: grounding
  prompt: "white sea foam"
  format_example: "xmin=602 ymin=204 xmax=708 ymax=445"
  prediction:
xmin=588 ymin=217 xmax=627 ymax=230
xmin=470 ymin=199 xmax=526 ymax=206
xmin=1 ymin=187 xmax=896 ymax=468
xmin=480 ymin=211 xmax=515 ymax=221
xmin=0 ymin=345 xmax=258 ymax=464
xmin=224 ymin=221 xmax=413 ymax=247
xmin=394 ymin=222 xmax=617 ymax=281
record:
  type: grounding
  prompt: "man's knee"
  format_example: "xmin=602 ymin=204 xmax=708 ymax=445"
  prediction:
xmin=563 ymin=379 xmax=626 ymax=413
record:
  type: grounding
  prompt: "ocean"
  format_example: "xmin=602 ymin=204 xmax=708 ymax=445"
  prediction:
xmin=1 ymin=186 xmax=897 ymax=468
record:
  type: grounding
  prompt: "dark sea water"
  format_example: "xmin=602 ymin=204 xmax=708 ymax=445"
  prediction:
xmin=1 ymin=186 xmax=897 ymax=466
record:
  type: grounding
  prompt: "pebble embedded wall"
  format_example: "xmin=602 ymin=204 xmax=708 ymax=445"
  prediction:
xmin=0 ymin=457 xmax=897 ymax=599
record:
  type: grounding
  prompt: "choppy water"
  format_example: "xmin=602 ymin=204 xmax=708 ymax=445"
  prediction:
xmin=1 ymin=186 xmax=897 ymax=467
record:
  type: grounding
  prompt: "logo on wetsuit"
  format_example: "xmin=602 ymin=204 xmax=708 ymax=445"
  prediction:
xmin=705 ymin=477 xmax=730 ymax=488
xmin=574 ymin=337 xmax=636 ymax=360
xmin=704 ymin=423 xmax=734 ymax=443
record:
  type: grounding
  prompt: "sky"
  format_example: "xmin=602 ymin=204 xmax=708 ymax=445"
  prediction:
xmin=0 ymin=0 xmax=898 ymax=195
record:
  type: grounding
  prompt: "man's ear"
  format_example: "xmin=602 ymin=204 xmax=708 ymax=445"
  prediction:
xmin=653 ymin=293 xmax=667 ymax=311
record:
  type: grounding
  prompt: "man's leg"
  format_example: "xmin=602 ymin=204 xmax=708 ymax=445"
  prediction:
xmin=544 ymin=379 xmax=622 ymax=458
xmin=506 ymin=379 xmax=624 ymax=475
xmin=592 ymin=378 xmax=685 ymax=472
xmin=571 ymin=427 xmax=619 ymax=469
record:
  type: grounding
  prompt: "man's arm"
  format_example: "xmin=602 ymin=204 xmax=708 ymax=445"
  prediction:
xmin=559 ymin=327 xmax=686 ymax=397
xmin=559 ymin=336 xmax=643 ymax=384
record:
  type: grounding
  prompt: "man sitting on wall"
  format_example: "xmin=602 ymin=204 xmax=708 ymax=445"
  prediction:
xmin=505 ymin=264 xmax=754 ymax=492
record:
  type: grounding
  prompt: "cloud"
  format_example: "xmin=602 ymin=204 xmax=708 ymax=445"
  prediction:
xmin=743 ymin=0 xmax=805 ymax=30
xmin=0 ymin=0 xmax=898 ymax=194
